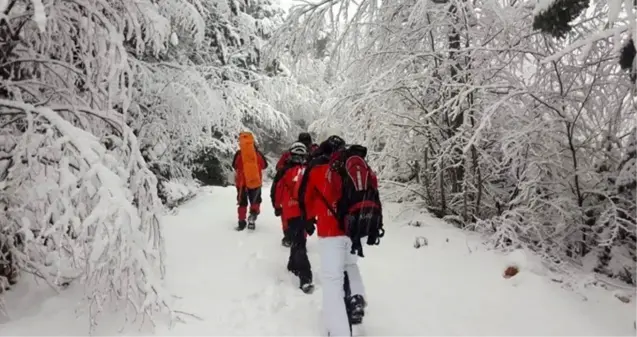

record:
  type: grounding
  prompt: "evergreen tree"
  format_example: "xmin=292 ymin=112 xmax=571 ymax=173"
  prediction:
xmin=532 ymin=0 xmax=591 ymax=38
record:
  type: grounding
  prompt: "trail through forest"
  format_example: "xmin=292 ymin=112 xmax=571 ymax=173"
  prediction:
xmin=1 ymin=186 xmax=634 ymax=336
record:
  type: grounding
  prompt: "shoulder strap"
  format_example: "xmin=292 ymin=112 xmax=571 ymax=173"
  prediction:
xmin=314 ymin=186 xmax=340 ymax=220
xmin=232 ymin=150 xmax=241 ymax=168
xmin=298 ymin=157 xmax=330 ymax=219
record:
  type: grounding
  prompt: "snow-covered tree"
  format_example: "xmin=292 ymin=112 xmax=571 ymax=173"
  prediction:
xmin=126 ymin=0 xmax=295 ymax=188
xmin=0 ymin=0 xmax=210 ymax=330
xmin=0 ymin=0 xmax=329 ymax=330
xmin=272 ymin=0 xmax=637 ymax=285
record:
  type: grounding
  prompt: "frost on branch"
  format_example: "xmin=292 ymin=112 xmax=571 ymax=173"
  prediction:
xmin=274 ymin=0 xmax=636 ymax=286
xmin=125 ymin=0 xmax=293 ymax=188
xmin=0 ymin=0 xmax=208 ymax=329
xmin=533 ymin=0 xmax=637 ymax=83
xmin=0 ymin=102 xmax=170 ymax=329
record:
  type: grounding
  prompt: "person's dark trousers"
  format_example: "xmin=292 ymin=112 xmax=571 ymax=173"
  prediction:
xmin=237 ymin=186 xmax=263 ymax=221
xmin=287 ymin=216 xmax=312 ymax=286
xmin=343 ymin=271 xmax=365 ymax=326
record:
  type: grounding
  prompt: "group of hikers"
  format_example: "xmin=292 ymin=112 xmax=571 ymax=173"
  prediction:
xmin=231 ymin=130 xmax=385 ymax=337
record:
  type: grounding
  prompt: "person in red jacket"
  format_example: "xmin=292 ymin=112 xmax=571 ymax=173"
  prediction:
xmin=298 ymin=135 xmax=367 ymax=337
xmin=272 ymin=142 xmax=314 ymax=293
xmin=273 ymin=132 xmax=318 ymax=245
xmin=275 ymin=132 xmax=318 ymax=171
xmin=232 ymin=142 xmax=268 ymax=231
xmin=272 ymin=143 xmax=293 ymax=246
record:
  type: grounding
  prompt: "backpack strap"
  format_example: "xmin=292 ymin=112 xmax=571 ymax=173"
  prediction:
xmin=314 ymin=187 xmax=340 ymax=221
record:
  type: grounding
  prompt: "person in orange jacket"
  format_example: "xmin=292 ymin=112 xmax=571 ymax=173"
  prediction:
xmin=232 ymin=137 xmax=268 ymax=231
xmin=272 ymin=142 xmax=314 ymax=293
xmin=298 ymin=134 xmax=384 ymax=337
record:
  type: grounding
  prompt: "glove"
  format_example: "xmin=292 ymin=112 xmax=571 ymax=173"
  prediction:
xmin=305 ymin=221 xmax=315 ymax=236
xmin=367 ymin=223 xmax=385 ymax=246
xmin=274 ymin=207 xmax=282 ymax=217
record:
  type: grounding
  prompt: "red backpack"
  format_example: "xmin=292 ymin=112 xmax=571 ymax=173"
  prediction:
xmin=323 ymin=144 xmax=385 ymax=257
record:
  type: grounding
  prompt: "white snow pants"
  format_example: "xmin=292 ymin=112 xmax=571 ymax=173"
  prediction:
xmin=318 ymin=236 xmax=366 ymax=337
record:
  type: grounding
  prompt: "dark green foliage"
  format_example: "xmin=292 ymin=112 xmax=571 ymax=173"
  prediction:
xmin=532 ymin=0 xmax=590 ymax=38
xmin=0 ymin=233 xmax=18 ymax=293
xmin=619 ymin=38 xmax=636 ymax=82
xmin=191 ymin=147 xmax=232 ymax=186
xmin=619 ymin=38 xmax=636 ymax=70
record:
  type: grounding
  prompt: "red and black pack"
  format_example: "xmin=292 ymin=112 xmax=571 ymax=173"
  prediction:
xmin=328 ymin=144 xmax=385 ymax=257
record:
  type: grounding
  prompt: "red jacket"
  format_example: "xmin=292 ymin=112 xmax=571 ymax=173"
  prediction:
xmin=275 ymin=144 xmax=318 ymax=171
xmin=232 ymin=148 xmax=267 ymax=188
xmin=275 ymin=152 xmax=291 ymax=171
xmin=273 ymin=164 xmax=306 ymax=221
xmin=298 ymin=156 xmax=344 ymax=237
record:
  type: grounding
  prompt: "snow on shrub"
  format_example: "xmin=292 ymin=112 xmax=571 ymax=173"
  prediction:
xmin=273 ymin=0 xmax=636 ymax=287
xmin=162 ymin=179 xmax=201 ymax=207
xmin=0 ymin=102 xmax=171 ymax=330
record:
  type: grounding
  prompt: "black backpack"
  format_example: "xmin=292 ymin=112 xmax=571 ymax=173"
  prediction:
xmin=320 ymin=144 xmax=385 ymax=257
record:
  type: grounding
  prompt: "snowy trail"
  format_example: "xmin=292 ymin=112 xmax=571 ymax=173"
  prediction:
xmin=155 ymin=186 xmax=323 ymax=335
xmin=1 ymin=185 xmax=635 ymax=336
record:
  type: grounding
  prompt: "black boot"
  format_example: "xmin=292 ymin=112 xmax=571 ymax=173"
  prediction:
xmin=281 ymin=236 xmax=292 ymax=247
xmin=236 ymin=220 xmax=247 ymax=231
xmin=247 ymin=212 xmax=257 ymax=230
xmin=281 ymin=229 xmax=292 ymax=247
xmin=300 ymin=277 xmax=314 ymax=294
xmin=296 ymin=250 xmax=313 ymax=294
xmin=347 ymin=294 xmax=366 ymax=325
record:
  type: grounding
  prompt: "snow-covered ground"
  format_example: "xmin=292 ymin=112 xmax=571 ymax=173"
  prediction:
xmin=1 ymin=186 xmax=635 ymax=336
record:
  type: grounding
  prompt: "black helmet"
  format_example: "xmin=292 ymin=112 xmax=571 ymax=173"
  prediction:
xmin=298 ymin=132 xmax=312 ymax=148
xmin=319 ymin=135 xmax=345 ymax=155
xmin=327 ymin=135 xmax=345 ymax=149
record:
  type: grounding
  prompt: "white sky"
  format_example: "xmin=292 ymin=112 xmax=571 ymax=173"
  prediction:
xmin=276 ymin=0 xmax=303 ymax=10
